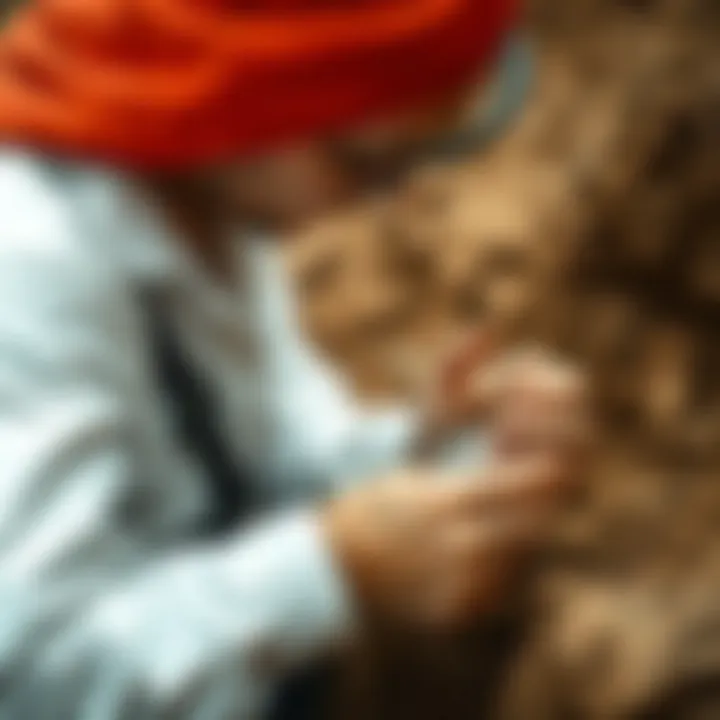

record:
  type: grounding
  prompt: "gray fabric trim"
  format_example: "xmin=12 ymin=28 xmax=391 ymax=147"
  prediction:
xmin=436 ymin=34 xmax=536 ymax=156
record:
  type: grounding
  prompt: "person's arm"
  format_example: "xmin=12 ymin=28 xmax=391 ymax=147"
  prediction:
xmin=274 ymin=346 xmax=423 ymax=484
xmin=0 ymin=226 xmax=351 ymax=719
xmin=255 ymin=243 xmax=488 ymax=489
xmin=255 ymin=271 xmax=421 ymax=486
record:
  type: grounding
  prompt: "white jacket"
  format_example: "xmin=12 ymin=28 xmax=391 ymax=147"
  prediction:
xmin=0 ymin=151 xmax=422 ymax=719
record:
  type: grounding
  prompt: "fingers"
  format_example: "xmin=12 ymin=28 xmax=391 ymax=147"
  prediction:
xmin=468 ymin=354 xmax=512 ymax=410
xmin=441 ymin=327 xmax=498 ymax=396
xmin=445 ymin=506 xmax=557 ymax=559
xmin=482 ymin=346 xmax=592 ymax=464
xmin=444 ymin=328 xmax=497 ymax=374
xmin=425 ymin=508 xmax=556 ymax=626
xmin=508 ymin=350 xmax=586 ymax=407
xmin=436 ymin=457 xmax=568 ymax=514
xmin=493 ymin=346 xmax=585 ymax=403
xmin=494 ymin=396 xmax=592 ymax=460
xmin=466 ymin=343 xmax=569 ymax=416
xmin=420 ymin=327 xmax=498 ymax=434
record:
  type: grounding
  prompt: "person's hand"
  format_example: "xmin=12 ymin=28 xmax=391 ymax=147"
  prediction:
xmin=323 ymin=458 xmax=569 ymax=630
xmin=420 ymin=337 xmax=591 ymax=464
xmin=413 ymin=330 xmax=497 ymax=457
xmin=485 ymin=346 xmax=592 ymax=469
xmin=425 ymin=329 xmax=497 ymax=432
xmin=325 ymin=344 xmax=592 ymax=629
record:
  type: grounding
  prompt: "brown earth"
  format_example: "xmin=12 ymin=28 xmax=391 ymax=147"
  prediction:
xmin=288 ymin=1 xmax=720 ymax=717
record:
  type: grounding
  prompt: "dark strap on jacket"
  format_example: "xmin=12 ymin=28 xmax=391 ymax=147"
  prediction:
xmin=266 ymin=662 xmax=336 ymax=720
xmin=142 ymin=292 xmax=333 ymax=719
xmin=142 ymin=292 xmax=253 ymax=536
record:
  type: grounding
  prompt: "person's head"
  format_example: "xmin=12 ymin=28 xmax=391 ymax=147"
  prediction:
xmin=0 ymin=0 xmax=519 ymax=230
xmin=211 ymin=89 xmax=478 ymax=229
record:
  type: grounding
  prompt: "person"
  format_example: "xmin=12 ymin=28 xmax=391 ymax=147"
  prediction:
xmin=0 ymin=1 xmax=585 ymax=718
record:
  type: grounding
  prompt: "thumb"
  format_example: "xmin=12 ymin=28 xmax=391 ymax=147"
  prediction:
xmin=441 ymin=327 xmax=500 ymax=398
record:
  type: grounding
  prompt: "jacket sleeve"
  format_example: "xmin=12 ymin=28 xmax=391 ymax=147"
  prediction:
xmin=251 ymin=242 xmax=423 ymax=491
xmin=255 ymin=241 xmax=489 ymax=489
xmin=0 ymin=213 xmax=351 ymax=720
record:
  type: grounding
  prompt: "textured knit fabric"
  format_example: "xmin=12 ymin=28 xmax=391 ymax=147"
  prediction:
xmin=0 ymin=0 xmax=516 ymax=168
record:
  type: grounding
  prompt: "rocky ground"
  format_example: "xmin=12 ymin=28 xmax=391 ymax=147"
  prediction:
xmin=288 ymin=1 xmax=720 ymax=717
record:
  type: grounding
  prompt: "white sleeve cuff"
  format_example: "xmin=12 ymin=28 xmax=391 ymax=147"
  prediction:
xmin=338 ymin=405 xmax=422 ymax=486
xmin=360 ymin=405 xmax=422 ymax=460
xmin=224 ymin=509 xmax=355 ymax=664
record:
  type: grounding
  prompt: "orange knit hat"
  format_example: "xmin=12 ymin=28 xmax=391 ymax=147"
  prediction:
xmin=0 ymin=0 xmax=518 ymax=169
